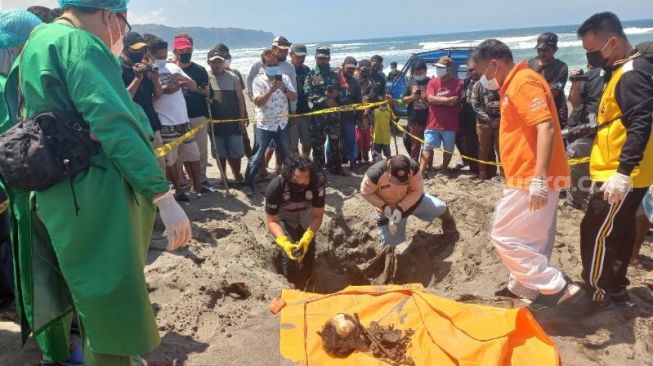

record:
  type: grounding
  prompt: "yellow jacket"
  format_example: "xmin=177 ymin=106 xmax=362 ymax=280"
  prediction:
xmin=591 ymin=50 xmax=653 ymax=188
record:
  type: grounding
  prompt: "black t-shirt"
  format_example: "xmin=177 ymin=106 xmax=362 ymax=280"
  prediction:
xmin=569 ymin=67 xmax=604 ymax=127
xmin=121 ymin=63 xmax=161 ymax=132
xmin=528 ymin=58 xmax=569 ymax=127
xmin=265 ymin=175 xmax=326 ymax=216
xmin=402 ymin=77 xmax=430 ymax=125
xmin=181 ymin=62 xmax=209 ymax=118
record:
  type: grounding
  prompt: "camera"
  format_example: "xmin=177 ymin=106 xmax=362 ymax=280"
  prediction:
xmin=133 ymin=65 xmax=157 ymax=75
xmin=569 ymin=69 xmax=589 ymax=82
xmin=562 ymin=114 xmax=598 ymax=140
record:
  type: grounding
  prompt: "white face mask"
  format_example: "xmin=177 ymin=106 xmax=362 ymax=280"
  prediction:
xmin=155 ymin=59 xmax=167 ymax=70
xmin=435 ymin=67 xmax=447 ymax=78
xmin=414 ymin=74 xmax=426 ymax=81
xmin=479 ymin=75 xmax=500 ymax=91
xmin=224 ymin=59 xmax=232 ymax=68
xmin=479 ymin=63 xmax=500 ymax=91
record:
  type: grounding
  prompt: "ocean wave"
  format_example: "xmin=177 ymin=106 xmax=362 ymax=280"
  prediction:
xmin=624 ymin=27 xmax=653 ymax=35
xmin=419 ymin=40 xmax=472 ymax=49
xmin=331 ymin=42 xmax=369 ymax=48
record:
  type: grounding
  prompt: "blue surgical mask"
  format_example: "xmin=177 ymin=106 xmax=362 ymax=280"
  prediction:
xmin=266 ymin=66 xmax=279 ymax=76
xmin=435 ymin=67 xmax=447 ymax=78
xmin=414 ymin=74 xmax=426 ymax=81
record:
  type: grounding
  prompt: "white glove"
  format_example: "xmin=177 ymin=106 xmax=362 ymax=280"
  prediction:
xmin=390 ymin=209 xmax=403 ymax=224
xmin=528 ymin=177 xmax=548 ymax=211
xmin=154 ymin=192 xmax=191 ymax=251
xmin=383 ymin=205 xmax=393 ymax=220
xmin=601 ymin=172 xmax=632 ymax=205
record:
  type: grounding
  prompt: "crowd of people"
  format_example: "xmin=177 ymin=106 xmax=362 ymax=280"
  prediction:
xmin=0 ymin=2 xmax=651 ymax=365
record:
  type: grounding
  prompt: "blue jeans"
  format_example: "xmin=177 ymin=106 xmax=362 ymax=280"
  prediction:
xmin=245 ymin=126 xmax=290 ymax=186
xmin=342 ymin=120 xmax=357 ymax=165
xmin=377 ymin=193 xmax=448 ymax=246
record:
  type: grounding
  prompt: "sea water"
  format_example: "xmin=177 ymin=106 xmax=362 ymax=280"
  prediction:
xmin=193 ymin=19 xmax=653 ymax=86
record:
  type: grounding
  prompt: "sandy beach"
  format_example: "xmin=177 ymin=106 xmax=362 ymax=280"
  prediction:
xmin=1 ymin=99 xmax=652 ymax=366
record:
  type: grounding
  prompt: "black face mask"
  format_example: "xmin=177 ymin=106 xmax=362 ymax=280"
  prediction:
xmin=179 ymin=52 xmax=193 ymax=64
xmin=127 ymin=52 xmax=144 ymax=64
xmin=289 ymin=182 xmax=308 ymax=193
xmin=586 ymin=50 xmax=608 ymax=69
xmin=586 ymin=39 xmax=612 ymax=69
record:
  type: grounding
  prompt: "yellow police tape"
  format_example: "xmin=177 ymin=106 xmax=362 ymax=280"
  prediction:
xmin=391 ymin=117 xmax=590 ymax=168
xmin=0 ymin=199 xmax=8 ymax=215
xmin=154 ymin=100 xmax=388 ymax=158
xmin=155 ymin=100 xmax=590 ymax=167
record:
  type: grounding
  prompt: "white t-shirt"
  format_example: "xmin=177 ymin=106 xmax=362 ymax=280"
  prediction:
xmin=252 ymin=73 xmax=296 ymax=131
xmin=153 ymin=62 xmax=190 ymax=126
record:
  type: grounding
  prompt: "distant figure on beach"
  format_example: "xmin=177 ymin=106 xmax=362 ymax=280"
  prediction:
xmin=387 ymin=61 xmax=401 ymax=82
xmin=528 ymin=32 xmax=569 ymax=128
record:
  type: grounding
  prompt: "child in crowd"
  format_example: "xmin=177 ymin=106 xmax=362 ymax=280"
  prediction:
xmin=371 ymin=102 xmax=393 ymax=162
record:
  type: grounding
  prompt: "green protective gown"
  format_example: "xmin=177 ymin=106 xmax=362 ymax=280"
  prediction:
xmin=1 ymin=21 xmax=169 ymax=358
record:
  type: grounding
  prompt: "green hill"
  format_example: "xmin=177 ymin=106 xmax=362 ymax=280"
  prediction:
xmin=132 ymin=24 xmax=274 ymax=49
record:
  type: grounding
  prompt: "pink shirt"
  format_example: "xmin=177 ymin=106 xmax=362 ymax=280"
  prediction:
xmin=426 ymin=77 xmax=463 ymax=131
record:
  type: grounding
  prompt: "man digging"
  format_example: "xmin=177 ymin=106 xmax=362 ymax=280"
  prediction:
xmin=360 ymin=155 xmax=457 ymax=283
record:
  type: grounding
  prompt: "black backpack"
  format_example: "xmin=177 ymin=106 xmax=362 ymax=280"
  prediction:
xmin=0 ymin=111 xmax=100 ymax=191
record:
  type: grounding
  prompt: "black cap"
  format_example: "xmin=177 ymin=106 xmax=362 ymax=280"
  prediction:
xmin=272 ymin=36 xmax=291 ymax=49
xmin=316 ymin=46 xmax=330 ymax=57
xmin=371 ymin=54 xmax=383 ymax=64
xmin=213 ymin=43 xmax=231 ymax=58
xmin=388 ymin=155 xmax=411 ymax=184
xmin=290 ymin=43 xmax=307 ymax=56
xmin=343 ymin=56 xmax=357 ymax=67
xmin=208 ymin=48 xmax=227 ymax=62
xmin=123 ymin=32 xmax=148 ymax=50
xmin=536 ymin=32 xmax=558 ymax=49
xmin=358 ymin=59 xmax=371 ymax=68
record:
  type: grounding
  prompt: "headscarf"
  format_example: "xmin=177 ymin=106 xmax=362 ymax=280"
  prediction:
xmin=58 ymin=0 xmax=129 ymax=13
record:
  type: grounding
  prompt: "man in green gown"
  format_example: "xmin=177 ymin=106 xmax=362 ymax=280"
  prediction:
xmin=1 ymin=1 xmax=192 ymax=365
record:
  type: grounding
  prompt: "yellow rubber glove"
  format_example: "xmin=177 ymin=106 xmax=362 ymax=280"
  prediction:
xmin=298 ymin=228 xmax=315 ymax=255
xmin=275 ymin=235 xmax=299 ymax=261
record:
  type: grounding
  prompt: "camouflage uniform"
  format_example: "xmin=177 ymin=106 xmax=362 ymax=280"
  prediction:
xmin=304 ymin=49 xmax=342 ymax=172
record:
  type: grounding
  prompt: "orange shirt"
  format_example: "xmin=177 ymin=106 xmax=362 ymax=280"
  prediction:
xmin=498 ymin=61 xmax=570 ymax=191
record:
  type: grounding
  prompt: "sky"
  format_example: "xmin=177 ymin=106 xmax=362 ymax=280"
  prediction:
xmin=2 ymin=0 xmax=652 ymax=42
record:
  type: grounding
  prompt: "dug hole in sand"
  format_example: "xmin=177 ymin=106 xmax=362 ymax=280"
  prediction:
xmin=1 ymin=116 xmax=652 ymax=366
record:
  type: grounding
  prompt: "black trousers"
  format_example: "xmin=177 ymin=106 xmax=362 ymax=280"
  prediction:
xmin=580 ymin=185 xmax=647 ymax=302
xmin=456 ymin=107 xmax=479 ymax=174
xmin=276 ymin=224 xmax=316 ymax=290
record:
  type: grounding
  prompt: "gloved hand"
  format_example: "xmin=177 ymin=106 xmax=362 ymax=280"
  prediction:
xmin=383 ymin=204 xmax=393 ymax=220
xmin=601 ymin=172 xmax=632 ymax=205
xmin=528 ymin=177 xmax=548 ymax=211
xmin=154 ymin=192 xmax=191 ymax=251
xmin=390 ymin=208 xmax=403 ymax=224
xmin=298 ymin=228 xmax=315 ymax=254
xmin=275 ymin=235 xmax=299 ymax=261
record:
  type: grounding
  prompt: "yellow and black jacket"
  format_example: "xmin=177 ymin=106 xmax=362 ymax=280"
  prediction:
xmin=591 ymin=41 xmax=653 ymax=188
